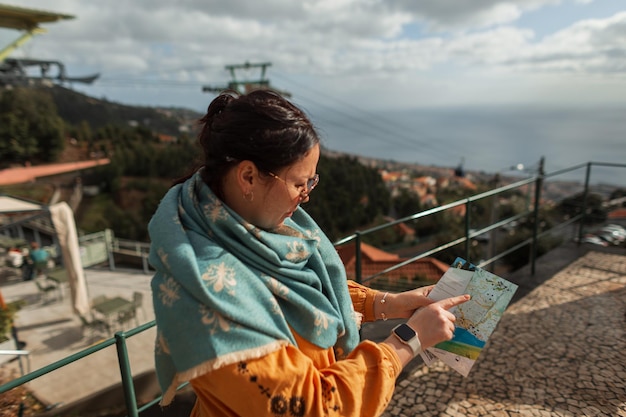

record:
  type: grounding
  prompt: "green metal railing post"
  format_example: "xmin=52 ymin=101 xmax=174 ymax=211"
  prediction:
xmin=115 ymin=332 xmax=139 ymax=417
xmin=530 ymin=157 xmax=545 ymax=275
xmin=355 ymin=232 xmax=362 ymax=284
xmin=577 ymin=162 xmax=592 ymax=244
xmin=464 ymin=198 xmax=471 ymax=262
xmin=106 ymin=228 xmax=116 ymax=270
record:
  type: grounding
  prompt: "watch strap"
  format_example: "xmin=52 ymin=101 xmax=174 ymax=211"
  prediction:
xmin=392 ymin=323 xmax=422 ymax=356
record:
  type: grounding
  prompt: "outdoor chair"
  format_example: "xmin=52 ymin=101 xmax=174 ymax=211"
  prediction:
xmin=89 ymin=295 xmax=110 ymax=323
xmin=132 ymin=291 xmax=145 ymax=321
xmin=117 ymin=308 xmax=137 ymax=329
xmin=115 ymin=292 xmax=145 ymax=329
xmin=78 ymin=313 xmax=110 ymax=338
xmin=34 ymin=279 xmax=61 ymax=303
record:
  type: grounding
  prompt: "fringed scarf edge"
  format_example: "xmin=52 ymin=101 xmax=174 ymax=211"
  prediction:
xmin=159 ymin=339 xmax=290 ymax=406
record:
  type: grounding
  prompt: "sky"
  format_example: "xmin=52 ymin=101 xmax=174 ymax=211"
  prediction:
xmin=2 ymin=0 xmax=626 ymax=179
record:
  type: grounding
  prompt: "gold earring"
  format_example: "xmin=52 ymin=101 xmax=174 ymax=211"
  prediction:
xmin=243 ymin=190 xmax=254 ymax=202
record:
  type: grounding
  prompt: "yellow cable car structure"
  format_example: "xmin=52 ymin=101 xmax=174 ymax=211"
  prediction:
xmin=0 ymin=3 xmax=99 ymax=86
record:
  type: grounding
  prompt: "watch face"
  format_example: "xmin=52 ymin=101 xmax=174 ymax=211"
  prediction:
xmin=395 ymin=324 xmax=416 ymax=342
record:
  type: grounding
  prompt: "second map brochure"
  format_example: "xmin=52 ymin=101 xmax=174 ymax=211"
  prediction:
xmin=420 ymin=257 xmax=518 ymax=377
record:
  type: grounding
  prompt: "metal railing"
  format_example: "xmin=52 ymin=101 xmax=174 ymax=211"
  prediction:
xmin=0 ymin=349 xmax=30 ymax=376
xmin=337 ymin=160 xmax=625 ymax=286
xmin=110 ymin=236 xmax=152 ymax=273
xmin=1 ymin=160 xmax=624 ymax=417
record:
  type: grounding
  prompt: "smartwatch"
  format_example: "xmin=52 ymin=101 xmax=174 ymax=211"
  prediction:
xmin=392 ymin=323 xmax=422 ymax=356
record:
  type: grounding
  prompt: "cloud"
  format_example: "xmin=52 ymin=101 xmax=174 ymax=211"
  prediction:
xmin=494 ymin=11 xmax=626 ymax=74
xmin=4 ymin=0 xmax=625 ymax=109
xmin=387 ymin=0 xmax=560 ymax=32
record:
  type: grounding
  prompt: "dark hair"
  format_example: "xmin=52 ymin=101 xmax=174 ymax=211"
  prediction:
xmin=177 ymin=89 xmax=320 ymax=199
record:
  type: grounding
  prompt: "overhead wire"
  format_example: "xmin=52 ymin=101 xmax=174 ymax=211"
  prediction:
xmin=272 ymin=71 xmax=470 ymax=164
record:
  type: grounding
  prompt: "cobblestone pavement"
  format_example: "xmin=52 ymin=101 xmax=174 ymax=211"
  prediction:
xmin=382 ymin=249 xmax=626 ymax=417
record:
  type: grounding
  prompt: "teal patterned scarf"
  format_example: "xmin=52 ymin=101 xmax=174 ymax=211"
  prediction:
xmin=149 ymin=171 xmax=359 ymax=405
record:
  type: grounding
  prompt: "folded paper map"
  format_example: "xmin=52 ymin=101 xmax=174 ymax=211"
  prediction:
xmin=420 ymin=257 xmax=518 ymax=376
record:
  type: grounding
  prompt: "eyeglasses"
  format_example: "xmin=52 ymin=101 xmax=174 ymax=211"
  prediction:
xmin=267 ymin=171 xmax=320 ymax=199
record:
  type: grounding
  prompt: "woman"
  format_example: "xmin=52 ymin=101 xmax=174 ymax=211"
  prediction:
xmin=149 ymin=89 xmax=468 ymax=416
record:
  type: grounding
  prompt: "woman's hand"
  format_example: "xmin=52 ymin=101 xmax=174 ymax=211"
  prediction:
xmin=407 ymin=294 xmax=470 ymax=350
xmin=383 ymin=294 xmax=470 ymax=366
xmin=376 ymin=285 xmax=435 ymax=320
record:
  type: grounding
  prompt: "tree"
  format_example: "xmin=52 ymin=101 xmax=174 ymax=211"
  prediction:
xmin=392 ymin=188 xmax=421 ymax=218
xmin=0 ymin=113 xmax=38 ymax=165
xmin=0 ymin=87 xmax=65 ymax=166
xmin=558 ymin=192 xmax=606 ymax=225
xmin=305 ymin=154 xmax=391 ymax=241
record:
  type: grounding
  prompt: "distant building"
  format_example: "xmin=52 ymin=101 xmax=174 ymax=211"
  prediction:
xmin=608 ymin=208 xmax=626 ymax=221
xmin=157 ymin=134 xmax=177 ymax=144
xmin=382 ymin=216 xmax=416 ymax=243
xmin=450 ymin=175 xmax=477 ymax=191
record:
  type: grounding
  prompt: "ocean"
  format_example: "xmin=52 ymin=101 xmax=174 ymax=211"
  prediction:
xmin=312 ymin=105 xmax=626 ymax=187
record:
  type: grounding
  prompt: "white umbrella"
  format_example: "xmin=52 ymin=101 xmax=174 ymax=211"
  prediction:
xmin=49 ymin=202 xmax=90 ymax=317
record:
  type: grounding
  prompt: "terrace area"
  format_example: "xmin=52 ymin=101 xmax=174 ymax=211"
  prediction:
xmin=1 ymin=160 xmax=625 ymax=416
xmin=1 ymin=241 xmax=624 ymax=416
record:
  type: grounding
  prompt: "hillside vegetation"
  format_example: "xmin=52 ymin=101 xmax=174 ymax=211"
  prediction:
xmin=0 ymin=86 xmax=394 ymax=243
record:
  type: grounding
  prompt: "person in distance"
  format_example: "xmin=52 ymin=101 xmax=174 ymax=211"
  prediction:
xmin=24 ymin=241 xmax=50 ymax=280
xmin=148 ymin=89 xmax=469 ymax=417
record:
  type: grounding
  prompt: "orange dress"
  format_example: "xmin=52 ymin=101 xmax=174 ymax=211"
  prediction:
xmin=189 ymin=281 xmax=401 ymax=417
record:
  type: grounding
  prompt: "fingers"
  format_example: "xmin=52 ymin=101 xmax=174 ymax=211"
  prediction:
xmin=403 ymin=294 xmax=469 ymax=349
xmin=420 ymin=284 xmax=435 ymax=296
xmin=441 ymin=321 xmax=455 ymax=341
xmin=408 ymin=306 xmax=456 ymax=349
xmin=435 ymin=294 xmax=471 ymax=310
xmin=391 ymin=289 xmax=437 ymax=319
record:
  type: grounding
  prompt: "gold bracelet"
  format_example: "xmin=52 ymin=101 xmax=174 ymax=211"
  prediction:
xmin=380 ymin=292 xmax=389 ymax=321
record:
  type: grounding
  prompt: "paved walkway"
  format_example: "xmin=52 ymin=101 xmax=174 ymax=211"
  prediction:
xmin=381 ymin=244 xmax=626 ymax=417
xmin=1 ymin=243 xmax=625 ymax=416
